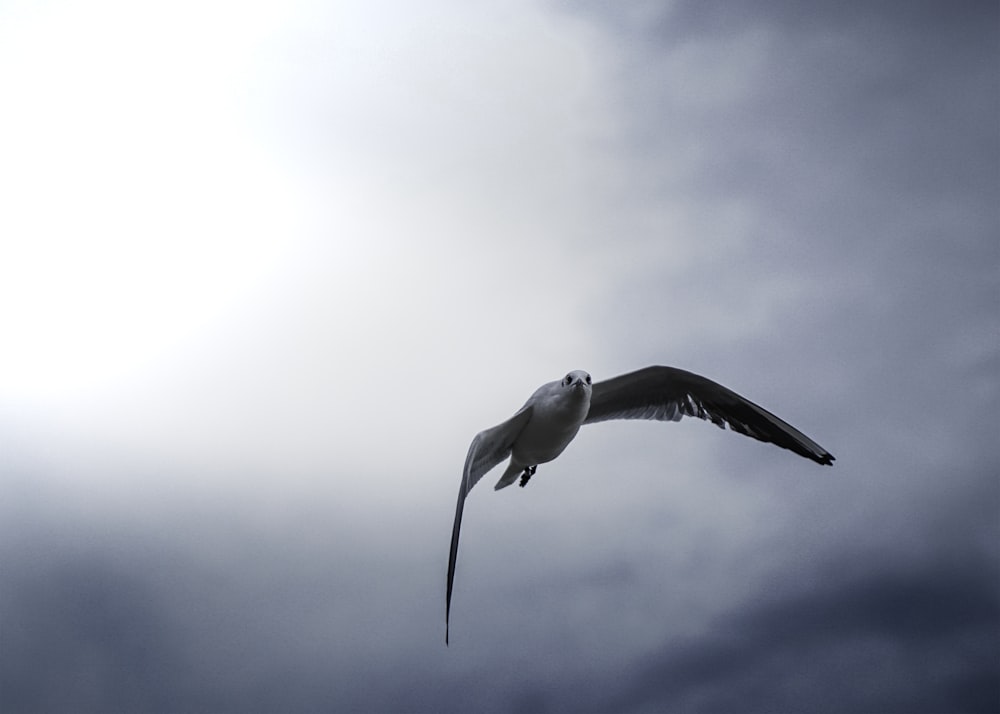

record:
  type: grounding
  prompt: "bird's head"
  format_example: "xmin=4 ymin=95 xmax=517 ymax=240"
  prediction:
xmin=561 ymin=370 xmax=593 ymax=391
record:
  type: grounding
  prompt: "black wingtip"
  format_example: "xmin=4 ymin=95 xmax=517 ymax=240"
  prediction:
xmin=445 ymin=596 xmax=452 ymax=646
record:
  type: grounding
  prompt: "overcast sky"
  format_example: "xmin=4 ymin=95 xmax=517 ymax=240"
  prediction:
xmin=1 ymin=1 xmax=997 ymax=712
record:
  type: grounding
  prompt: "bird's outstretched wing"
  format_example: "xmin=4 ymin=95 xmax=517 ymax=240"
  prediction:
xmin=585 ymin=366 xmax=834 ymax=465
xmin=446 ymin=406 xmax=533 ymax=644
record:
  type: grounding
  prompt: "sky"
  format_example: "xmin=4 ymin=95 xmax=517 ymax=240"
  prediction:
xmin=0 ymin=0 xmax=997 ymax=712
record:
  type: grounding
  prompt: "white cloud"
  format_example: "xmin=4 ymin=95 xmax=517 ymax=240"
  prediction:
xmin=0 ymin=0 xmax=307 ymax=401
xmin=0 ymin=0 xmax=628 ymax=504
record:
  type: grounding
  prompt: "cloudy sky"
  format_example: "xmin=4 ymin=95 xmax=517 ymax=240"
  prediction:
xmin=1 ymin=1 xmax=997 ymax=712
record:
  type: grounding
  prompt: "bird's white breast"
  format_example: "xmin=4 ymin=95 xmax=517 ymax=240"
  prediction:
xmin=510 ymin=383 xmax=591 ymax=466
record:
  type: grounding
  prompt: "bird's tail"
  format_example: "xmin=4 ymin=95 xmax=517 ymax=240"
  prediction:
xmin=493 ymin=462 xmax=523 ymax=490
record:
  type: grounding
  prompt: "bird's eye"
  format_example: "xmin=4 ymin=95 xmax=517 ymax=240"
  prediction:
xmin=563 ymin=374 xmax=572 ymax=385
xmin=585 ymin=375 xmax=592 ymax=384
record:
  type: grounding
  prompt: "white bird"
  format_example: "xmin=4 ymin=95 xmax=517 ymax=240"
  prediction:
xmin=446 ymin=366 xmax=834 ymax=644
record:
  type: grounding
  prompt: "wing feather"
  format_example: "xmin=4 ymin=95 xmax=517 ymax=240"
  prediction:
xmin=585 ymin=366 xmax=834 ymax=466
xmin=446 ymin=406 xmax=533 ymax=644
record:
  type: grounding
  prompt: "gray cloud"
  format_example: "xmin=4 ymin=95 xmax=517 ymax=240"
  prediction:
xmin=4 ymin=493 xmax=995 ymax=713
xmin=602 ymin=558 xmax=999 ymax=714
xmin=2 ymin=0 xmax=997 ymax=712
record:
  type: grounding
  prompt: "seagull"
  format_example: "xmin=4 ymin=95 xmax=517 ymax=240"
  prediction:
xmin=445 ymin=366 xmax=834 ymax=644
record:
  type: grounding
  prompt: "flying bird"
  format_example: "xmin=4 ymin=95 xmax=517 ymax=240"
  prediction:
xmin=446 ymin=366 xmax=834 ymax=644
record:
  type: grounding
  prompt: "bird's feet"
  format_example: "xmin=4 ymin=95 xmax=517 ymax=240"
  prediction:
xmin=519 ymin=465 xmax=537 ymax=488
